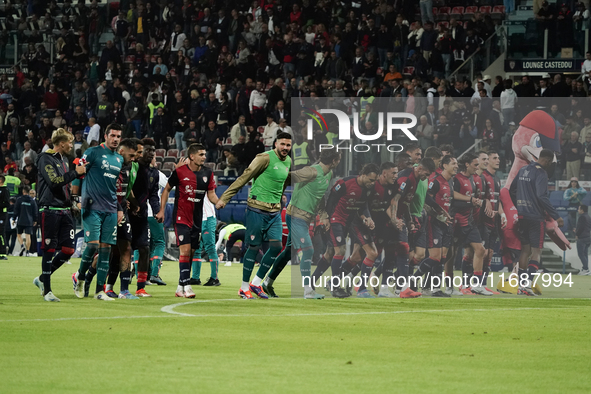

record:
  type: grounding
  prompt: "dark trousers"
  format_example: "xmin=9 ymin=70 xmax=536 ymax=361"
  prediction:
xmin=154 ymin=132 xmax=169 ymax=150
xmin=0 ymin=217 xmax=6 ymax=255
xmin=577 ymin=236 xmax=590 ymax=270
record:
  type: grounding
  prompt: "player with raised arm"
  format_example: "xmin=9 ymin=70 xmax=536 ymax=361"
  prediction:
xmin=451 ymin=153 xmax=489 ymax=295
xmin=214 ymin=133 xmax=292 ymax=299
xmin=413 ymin=155 xmax=456 ymax=297
xmin=33 ymin=129 xmax=86 ymax=301
xmin=73 ymin=124 xmax=124 ymax=301
xmin=262 ymin=148 xmax=341 ymax=299
xmin=510 ymin=149 xmax=563 ymax=296
xmin=156 ymin=144 xmax=219 ymax=298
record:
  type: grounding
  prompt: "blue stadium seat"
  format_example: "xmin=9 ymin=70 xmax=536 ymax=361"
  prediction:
xmin=232 ymin=204 xmax=247 ymax=224
xmin=284 ymin=193 xmax=292 ymax=204
xmin=217 ymin=185 xmax=229 ymax=195
xmin=218 ymin=207 xmax=232 ymax=223
xmin=235 ymin=187 xmax=249 ymax=201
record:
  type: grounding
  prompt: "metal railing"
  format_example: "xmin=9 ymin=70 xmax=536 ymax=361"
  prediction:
xmin=449 ymin=30 xmax=501 ymax=82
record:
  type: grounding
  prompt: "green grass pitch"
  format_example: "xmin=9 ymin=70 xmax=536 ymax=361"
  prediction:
xmin=1 ymin=257 xmax=590 ymax=394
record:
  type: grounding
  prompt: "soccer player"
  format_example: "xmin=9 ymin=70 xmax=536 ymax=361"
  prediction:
xmin=262 ymin=149 xmax=341 ymax=299
xmin=409 ymin=147 xmax=443 ymax=281
xmin=214 ymin=223 xmax=246 ymax=262
xmin=413 ymin=155 xmax=457 ymax=297
xmin=33 ymin=129 xmax=86 ymax=301
xmin=510 ymin=148 xmax=563 ymax=296
xmin=321 ymin=163 xmax=379 ymax=298
xmin=0 ymin=175 xmax=9 ymax=260
xmin=366 ymin=162 xmax=401 ymax=298
xmin=73 ymin=124 xmax=124 ymax=301
xmin=156 ymin=143 xmax=219 ymax=298
xmin=146 ymin=157 xmax=168 ymax=286
xmin=215 ymin=133 xmax=292 ymax=299
xmin=191 ymin=194 xmax=221 ymax=287
xmin=481 ymin=151 xmax=506 ymax=294
xmin=128 ymin=138 xmax=160 ymax=297
xmin=390 ymin=158 xmax=435 ymax=297
xmin=451 ymin=153 xmax=489 ymax=295
xmin=14 ymin=186 xmax=38 ymax=256
xmin=103 ymin=138 xmax=139 ymax=299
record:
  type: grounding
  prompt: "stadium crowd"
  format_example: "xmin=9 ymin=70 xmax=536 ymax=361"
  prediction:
xmin=0 ymin=0 xmax=589 ymax=301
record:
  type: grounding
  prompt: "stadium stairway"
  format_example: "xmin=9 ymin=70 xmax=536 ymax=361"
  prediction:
xmin=541 ymin=248 xmax=580 ymax=274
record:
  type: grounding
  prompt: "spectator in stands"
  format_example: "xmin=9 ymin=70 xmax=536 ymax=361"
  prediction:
xmin=86 ymin=117 xmax=100 ymax=144
xmin=4 ymin=156 xmax=17 ymax=174
xmin=417 ymin=115 xmax=434 ymax=151
xmin=500 ymin=80 xmax=517 ymax=128
xmin=125 ymin=91 xmax=145 ymax=139
xmin=262 ymin=115 xmax=278 ymax=149
xmin=21 ymin=158 xmax=37 ymax=187
xmin=576 ymin=204 xmax=591 ymax=275
xmin=563 ymin=118 xmax=582 ymax=145
xmin=221 ymin=148 xmax=239 ymax=176
xmin=231 ymin=135 xmax=248 ymax=175
xmin=564 ymin=131 xmax=585 ymax=179
xmin=565 ymin=177 xmax=587 ymax=237
xmin=96 ymin=93 xmax=113 ymax=132
xmin=69 ymin=131 xmax=88 ymax=158
xmin=230 ymin=115 xmax=248 ymax=145
xmin=152 ymin=107 xmax=172 ymax=150
xmin=203 ymin=120 xmax=221 ymax=163
xmin=20 ymin=142 xmax=37 ymax=170
xmin=245 ymin=131 xmax=265 ymax=165
xmin=183 ymin=120 xmax=201 ymax=149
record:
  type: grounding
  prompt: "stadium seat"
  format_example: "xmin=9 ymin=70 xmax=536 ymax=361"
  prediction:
xmin=492 ymin=5 xmax=505 ymax=19
xmin=450 ymin=6 xmax=464 ymax=19
xmin=437 ymin=21 xmax=449 ymax=30
xmin=167 ymin=149 xmax=179 ymax=158
xmin=235 ymin=187 xmax=249 ymax=201
xmin=204 ymin=162 xmax=215 ymax=170
xmin=232 ymin=204 xmax=247 ymax=223
xmin=218 ymin=207 xmax=232 ymax=223
xmin=437 ymin=7 xmax=450 ymax=21
xmin=156 ymin=156 xmax=163 ymax=163
xmin=479 ymin=6 xmax=491 ymax=15
xmin=162 ymin=169 xmax=172 ymax=178
xmin=163 ymin=156 xmax=176 ymax=164
xmin=464 ymin=5 xmax=477 ymax=19
xmin=217 ymin=185 xmax=229 ymax=195
xmin=463 ymin=21 xmax=469 ymax=29
xmin=155 ymin=161 xmax=162 ymax=169
xmin=162 ymin=162 xmax=176 ymax=172
xmin=155 ymin=149 xmax=165 ymax=158
xmin=180 ymin=149 xmax=187 ymax=158
xmin=402 ymin=66 xmax=415 ymax=76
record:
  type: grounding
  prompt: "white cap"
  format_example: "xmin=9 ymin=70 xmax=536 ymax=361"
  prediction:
xmin=483 ymin=75 xmax=491 ymax=81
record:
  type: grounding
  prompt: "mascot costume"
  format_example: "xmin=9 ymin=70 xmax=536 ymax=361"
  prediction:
xmin=497 ymin=110 xmax=570 ymax=294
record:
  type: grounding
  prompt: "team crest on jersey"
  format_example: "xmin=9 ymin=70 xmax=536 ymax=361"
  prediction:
xmin=116 ymin=157 xmax=121 ymax=163
xmin=250 ymin=235 xmax=255 ymax=240
xmin=300 ymin=238 xmax=305 ymax=244
xmin=85 ymin=231 xmax=90 ymax=237
xmin=203 ymin=176 xmax=208 ymax=183
xmin=45 ymin=239 xmax=51 ymax=245
xmin=434 ymin=239 xmax=438 ymax=245
xmin=150 ymin=177 xmax=154 ymax=184
xmin=363 ymin=235 xmax=368 ymax=240
xmin=336 ymin=236 xmax=342 ymax=242
xmin=179 ymin=235 xmax=184 ymax=241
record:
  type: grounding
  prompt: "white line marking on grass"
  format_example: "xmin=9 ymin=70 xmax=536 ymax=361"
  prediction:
xmin=160 ymin=300 xmax=587 ymax=318
xmin=0 ymin=302 xmax=588 ymax=324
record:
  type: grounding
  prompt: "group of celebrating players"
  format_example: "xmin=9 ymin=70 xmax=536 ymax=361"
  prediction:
xmin=30 ymin=123 xmax=557 ymax=302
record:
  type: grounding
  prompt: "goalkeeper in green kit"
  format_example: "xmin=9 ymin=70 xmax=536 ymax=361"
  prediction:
xmin=216 ymin=132 xmax=293 ymax=299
